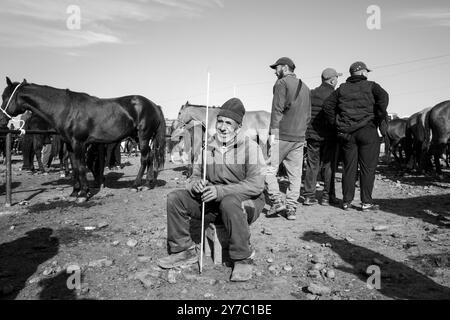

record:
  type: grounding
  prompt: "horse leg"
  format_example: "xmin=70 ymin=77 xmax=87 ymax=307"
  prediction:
xmin=74 ymin=143 xmax=90 ymax=202
xmin=133 ymin=139 xmax=149 ymax=190
xmin=433 ymin=143 xmax=445 ymax=179
xmin=68 ymin=151 xmax=81 ymax=199
xmin=144 ymin=142 xmax=157 ymax=189
xmin=94 ymin=144 xmax=106 ymax=188
xmin=33 ymin=137 xmax=46 ymax=173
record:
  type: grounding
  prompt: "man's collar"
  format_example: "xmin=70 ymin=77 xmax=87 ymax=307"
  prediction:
xmin=284 ymin=73 xmax=297 ymax=79
xmin=347 ymin=75 xmax=367 ymax=83
xmin=321 ymin=82 xmax=335 ymax=90
xmin=209 ymin=133 xmax=242 ymax=151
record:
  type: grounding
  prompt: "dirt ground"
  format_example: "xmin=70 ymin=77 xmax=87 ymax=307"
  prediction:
xmin=1 ymin=153 xmax=450 ymax=300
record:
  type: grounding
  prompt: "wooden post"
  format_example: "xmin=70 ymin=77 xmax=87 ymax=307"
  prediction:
xmin=5 ymin=132 xmax=12 ymax=207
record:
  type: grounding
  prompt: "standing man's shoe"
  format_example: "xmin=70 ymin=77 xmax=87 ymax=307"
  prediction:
xmin=342 ymin=202 xmax=351 ymax=211
xmin=157 ymin=245 xmax=199 ymax=269
xmin=286 ymin=208 xmax=297 ymax=220
xmin=267 ymin=199 xmax=286 ymax=216
xmin=303 ymin=197 xmax=318 ymax=206
xmin=361 ymin=203 xmax=380 ymax=212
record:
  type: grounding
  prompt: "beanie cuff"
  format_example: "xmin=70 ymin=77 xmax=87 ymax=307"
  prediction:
xmin=217 ymin=109 xmax=243 ymax=124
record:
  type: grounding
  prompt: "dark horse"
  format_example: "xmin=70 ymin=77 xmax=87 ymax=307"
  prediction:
xmin=0 ymin=78 xmax=166 ymax=202
xmin=429 ymin=100 xmax=450 ymax=178
xmin=384 ymin=118 xmax=408 ymax=166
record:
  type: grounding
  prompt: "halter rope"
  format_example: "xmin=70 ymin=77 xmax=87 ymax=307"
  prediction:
xmin=1 ymin=82 xmax=26 ymax=135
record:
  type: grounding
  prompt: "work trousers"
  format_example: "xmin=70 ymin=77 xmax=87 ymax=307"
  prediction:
xmin=340 ymin=124 xmax=380 ymax=204
xmin=303 ymin=139 xmax=337 ymax=200
xmin=166 ymin=189 xmax=265 ymax=261
xmin=265 ymin=139 xmax=304 ymax=209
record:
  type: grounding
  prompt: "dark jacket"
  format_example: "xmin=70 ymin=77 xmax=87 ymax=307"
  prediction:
xmin=270 ymin=74 xmax=311 ymax=142
xmin=306 ymin=82 xmax=336 ymax=141
xmin=323 ymin=75 xmax=389 ymax=134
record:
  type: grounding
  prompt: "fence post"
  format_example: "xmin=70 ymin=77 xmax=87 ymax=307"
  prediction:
xmin=5 ymin=132 xmax=12 ymax=207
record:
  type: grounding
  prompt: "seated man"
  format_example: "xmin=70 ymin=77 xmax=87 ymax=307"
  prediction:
xmin=158 ymin=98 xmax=266 ymax=282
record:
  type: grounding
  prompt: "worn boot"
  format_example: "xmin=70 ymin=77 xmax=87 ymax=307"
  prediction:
xmin=157 ymin=245 xmax=199 ymax=269
xmin=231 ymin=250 xmax=255 ymax=282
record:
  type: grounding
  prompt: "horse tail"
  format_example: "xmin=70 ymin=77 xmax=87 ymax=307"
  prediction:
xmin=152 ymin=106 xmax=166 ymax=171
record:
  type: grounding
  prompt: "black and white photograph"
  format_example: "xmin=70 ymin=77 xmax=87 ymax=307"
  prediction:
xmin=0 ymin=0 xmax=449 ymax=306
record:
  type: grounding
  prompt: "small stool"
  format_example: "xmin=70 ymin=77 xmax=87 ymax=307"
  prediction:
xmin=204 ymin=223 xmax=229 ymax=265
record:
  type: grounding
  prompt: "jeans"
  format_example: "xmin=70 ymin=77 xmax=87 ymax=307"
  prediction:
xmin=166 ymin=189 xmax=265 ymax=261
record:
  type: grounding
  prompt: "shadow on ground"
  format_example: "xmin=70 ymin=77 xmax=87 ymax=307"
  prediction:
xmin=301 ymin=231 xmax=450 ymax=300
xmin=0 ymin=228 xmax=58 ymax=300
xmin=376 ymin=194 xmax=450 ymax=227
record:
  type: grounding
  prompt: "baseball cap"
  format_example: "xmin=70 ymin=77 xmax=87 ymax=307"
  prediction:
xmin=349 ymin=61 xmax=372 ymax=74
xmin=321 ymin=68 xmax=343 ymax=80
xmin=270 ymin=57 xmax=296 ymax=70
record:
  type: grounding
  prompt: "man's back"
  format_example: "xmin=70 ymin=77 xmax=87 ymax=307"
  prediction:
xmin=271 ymin=74 xmax=311 ymax=142
xmin=307 ymin=83 xmax=335 ymax=141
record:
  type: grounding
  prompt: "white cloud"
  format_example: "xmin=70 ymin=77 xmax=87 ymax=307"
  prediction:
xmin=0 ymin=0 xmax=225 ymax=48
xmin=402 ymin=9 xmax=450 ymax=27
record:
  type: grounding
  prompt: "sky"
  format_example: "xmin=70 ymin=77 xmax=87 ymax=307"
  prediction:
xmin=0 ymin=0 xmax=449 ymax=120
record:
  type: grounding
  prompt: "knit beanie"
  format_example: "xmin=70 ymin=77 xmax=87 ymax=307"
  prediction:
xmin=217 ymin=98 xmax=245 ymax=124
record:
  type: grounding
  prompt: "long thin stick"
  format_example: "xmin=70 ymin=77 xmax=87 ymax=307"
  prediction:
xmin=199 ymin=71 xmax=210 ymax=274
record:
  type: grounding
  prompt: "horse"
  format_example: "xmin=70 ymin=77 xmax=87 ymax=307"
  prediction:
xmin=0 ymin=77 xmax=166 ymax=203
xmin=405 ymin=107 xmax=432 ymax=173
xmin=170 ymin=120 xmax=204 ymax=175
xmin=172 ymin=102 xmax=271 ymax=162
xmin=50 ymin=134 xmax=71 ymax=177
xmin=385 ymin=118 xmax=408 ymax=166
xmin=428 ymin=101 xmax=450 ymax=178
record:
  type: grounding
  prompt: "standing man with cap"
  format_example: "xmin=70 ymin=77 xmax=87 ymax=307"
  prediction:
xmin=157 ymin=98 xmax=266 ymax=282
xmin=303 ymin=68 xmax=342 ymax=206
xmin=323 ymin=61 xmax=389 ymax=211
xmin=266 ymin=57 xmax=311 ymax=220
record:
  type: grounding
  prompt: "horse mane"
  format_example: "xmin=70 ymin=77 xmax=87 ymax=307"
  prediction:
xmin=184 ymin=102 xmax=219 ymax=109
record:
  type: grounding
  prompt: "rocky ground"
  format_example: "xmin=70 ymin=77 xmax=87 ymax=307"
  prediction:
xmin=1 ymin=154 xmax=450 ymax=300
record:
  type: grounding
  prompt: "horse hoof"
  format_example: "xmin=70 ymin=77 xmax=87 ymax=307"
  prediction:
xmin=68 ymin=196 xmax=77 ymax=202
xmin=77 ymin=197 xmax=87 ymax=204
xmin=142 ymin=186 xmax=150 ymax=191
xmin=131 ymin=187 xmax=139 ymax=193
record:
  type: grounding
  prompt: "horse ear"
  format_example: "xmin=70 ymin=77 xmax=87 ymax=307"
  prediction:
xmin=6 ymin=77 xmax=12 ymax=86
xmin=23 ymin=79 xmax=28 ymax=84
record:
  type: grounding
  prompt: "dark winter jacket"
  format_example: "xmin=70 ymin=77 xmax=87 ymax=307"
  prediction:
xmin=306 ymin=82 xmax=336 ymax=141
xmin=270 ymin=74 xmax=311 ymax=142
xmin=323 ymin=75 xmax=389 ymax=134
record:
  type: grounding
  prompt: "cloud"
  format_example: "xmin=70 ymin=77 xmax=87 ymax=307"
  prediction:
xmin=402 ymin=9 xmax=450 ymax=27
xmin=0 ymin=0 xmax=225 ymax=48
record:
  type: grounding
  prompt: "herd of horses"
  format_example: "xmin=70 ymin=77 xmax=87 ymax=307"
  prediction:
xmin=0 ymin=77 xmax=166 ymax=203
xmin=1 ymin=76 xmax=449 ymax=203
xmin=385 ymin=101 xmax=450 ymax=178
xmin=169 ymin=101 xmax=450 ymax=180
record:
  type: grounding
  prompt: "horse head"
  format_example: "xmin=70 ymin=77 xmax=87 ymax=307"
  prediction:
xmin=1 ymin=77 xmax=28 ymax=124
